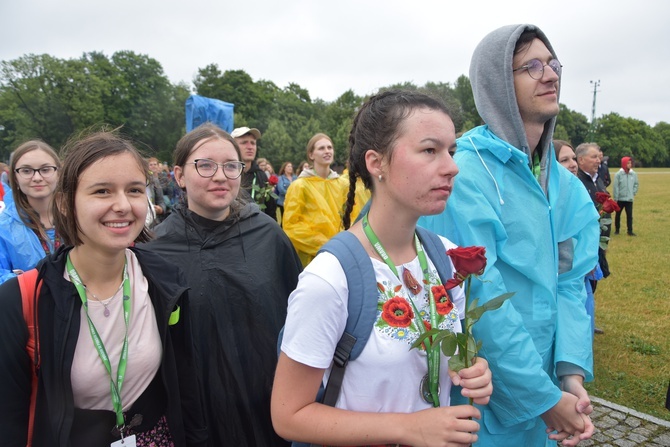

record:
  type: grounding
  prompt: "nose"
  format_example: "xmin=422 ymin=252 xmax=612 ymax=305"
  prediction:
xmin=113 ymin=192 xmax=133 ymax=213
xmin=442 ymin=152 xmax=459 ymax=177
xmin=542 ymin=64 xmax=560 ymax=82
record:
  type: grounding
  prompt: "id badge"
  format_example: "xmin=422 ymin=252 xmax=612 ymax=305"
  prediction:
xmin=111 ymin=434 xmax=137 ymax=447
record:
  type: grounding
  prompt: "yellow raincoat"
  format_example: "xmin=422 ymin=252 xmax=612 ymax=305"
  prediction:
xmin=283 ymin=170 xmax=368 ymax=267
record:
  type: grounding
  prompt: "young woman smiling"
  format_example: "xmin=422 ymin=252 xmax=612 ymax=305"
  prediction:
xmin=0 ymin=131 xmax=207 ymax=446
xmin=143 ymin=123 xmax=302 ymax=447
xmin=0 ymin=140 xmax=61 ymax=283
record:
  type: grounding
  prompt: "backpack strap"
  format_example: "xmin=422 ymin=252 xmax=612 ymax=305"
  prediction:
xmin=17 ymin=268 xmax=42 ymax=447
xmin=416 ymin=227 xmax=455 ymax=294
xmin=316 ymin=231 xmax=378 ymax=406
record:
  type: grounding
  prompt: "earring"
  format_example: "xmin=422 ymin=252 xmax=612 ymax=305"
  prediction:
xmin=378 ymin=174 xmax=383 ymax=182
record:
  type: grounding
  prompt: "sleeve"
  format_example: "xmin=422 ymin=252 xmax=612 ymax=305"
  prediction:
xmin=281 ymin=252 xmax=348 ymax=368
xmin=553 ymin=173 xmax=599 ymax=381
xmin=423 ymin=163 xmax=562 ymax=427
xmin=276 ymin=176 xmax=290 ymax=196
xmin=612 ymin=172 xmax=620 ymax=201
xmin=0 ymin=235 xmax=18 ymax=284
xmin=153 ymin=180 xmax=166 ymax=212
xmin=633 ymin=172 xmax=639 ymax=196
xmin=282 ymin=180 xmax=332 ymax=262
xmin=0 ymin=278 xmax=33 ymax=446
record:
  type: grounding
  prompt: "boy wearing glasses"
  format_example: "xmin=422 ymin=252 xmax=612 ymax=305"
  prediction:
xmin=419 ymin=25 xmax=599 ymax=446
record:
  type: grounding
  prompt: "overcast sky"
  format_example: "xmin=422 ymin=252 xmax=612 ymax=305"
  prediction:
xmin=2 ymin=0 xmax=669 ymax=127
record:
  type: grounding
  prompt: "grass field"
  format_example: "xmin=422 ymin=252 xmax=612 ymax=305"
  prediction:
xmin=584 ymin=168 xmax=670 ymax=421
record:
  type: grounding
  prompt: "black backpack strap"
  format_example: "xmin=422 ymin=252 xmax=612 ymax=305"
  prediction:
xmin=317 ymin=231 xmax=378 ymax=406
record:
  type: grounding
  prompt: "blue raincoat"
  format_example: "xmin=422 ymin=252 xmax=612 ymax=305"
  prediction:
xmin=0 ymin=201 xmax=47 ymax=284
xmin=419 ymin=125 xmax=599 ymax=444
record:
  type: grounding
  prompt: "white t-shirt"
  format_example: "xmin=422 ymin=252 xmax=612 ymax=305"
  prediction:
xmin=281 ymin=235 xmax=465 ymax=412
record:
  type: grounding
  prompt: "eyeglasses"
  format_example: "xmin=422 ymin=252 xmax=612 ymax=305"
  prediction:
xmin=513 ymin=58 xmax=562 ymax=80
xmin=15 ymin=166 xmax=58 ymax=179
xmin=188 ymin=159 xmax=245 ymax=179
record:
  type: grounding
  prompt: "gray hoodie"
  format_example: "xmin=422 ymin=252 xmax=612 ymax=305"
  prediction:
xmin=469 ymin=24 xmax=559 ymax=194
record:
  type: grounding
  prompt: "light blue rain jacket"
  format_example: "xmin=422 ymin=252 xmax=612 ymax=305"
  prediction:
xmin=0 ymin=201 xmax=47 ymax=284
xmin=419 ymin=126 xmax=599 ymax=444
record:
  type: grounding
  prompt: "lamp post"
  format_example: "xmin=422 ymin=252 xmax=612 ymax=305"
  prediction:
xmin=588 ymin=80 xmax=600 ymax=140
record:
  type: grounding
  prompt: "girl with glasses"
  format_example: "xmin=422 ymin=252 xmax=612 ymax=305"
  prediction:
xmin=142 ymin=123 xmax=303 ymax=447
xmin=0 ymin=140 xmax=61 ymax=283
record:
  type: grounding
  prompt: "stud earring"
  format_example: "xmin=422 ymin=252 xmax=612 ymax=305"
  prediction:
xmin=378 ymin=174 xmax=383 ymax=182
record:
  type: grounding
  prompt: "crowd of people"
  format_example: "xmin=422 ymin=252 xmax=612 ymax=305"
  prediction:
xmin=0 ymin=23 xmax=646 ymax=447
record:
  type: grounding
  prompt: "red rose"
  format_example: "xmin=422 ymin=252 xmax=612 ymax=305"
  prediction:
xmin=595 ymin=191 xmax=610 ymax=204
xmin=432 ymin=285 xmax=454 ymax=315
xmin=446 ymin=246 xmax=487 ymax=277
xmin=381 ymin=297 xmax=414 ymax=327
xmin=601 ymin=197 xmax=621 ymax=214
xmin=268 ymin=174 xmax=279 ymax=186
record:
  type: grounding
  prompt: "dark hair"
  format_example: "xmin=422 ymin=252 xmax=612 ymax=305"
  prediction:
xmin=9 ymin=140 xmax=61 ymax=243
xmin=514 ymin=30 xmax=540 ymax=56
xmin=296 ymin=160 xmax=310 ymax=177
xmin=173 ymin=123 xmax=245 ymax=218
xmin=553 ymin=140 xmax=573 ymax=159
xmin=342 ymin=89 xmax=452 ymax=229
xmin=54 ymin=131 xmax=151 ymax=246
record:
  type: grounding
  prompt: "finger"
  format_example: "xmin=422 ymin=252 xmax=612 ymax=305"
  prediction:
xmin=579 ymin=415 xmax=595 ymax=440
xmin=448 ymin=368 xmax=462 ymax=386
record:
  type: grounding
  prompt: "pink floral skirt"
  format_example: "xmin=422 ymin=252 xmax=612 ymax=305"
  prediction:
xmin=129 ymin=415 xmax=174 ymax=447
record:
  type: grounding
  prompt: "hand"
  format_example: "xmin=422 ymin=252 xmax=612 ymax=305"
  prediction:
xmin=562 ymin=375 xmax=593 ymax=416
xmin=542 ymin=392 xmax=594 ymax=446
xmin=404 ymin=405 xmax=481 ymax=447
xmin=449 ymin=357 xmax=492 ymax=405
xmin=154 ymin=205 xmax=164 ymax=215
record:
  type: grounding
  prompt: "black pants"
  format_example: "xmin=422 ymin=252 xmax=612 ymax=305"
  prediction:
xmin=615 ymin=201 xmax=634 ymax=233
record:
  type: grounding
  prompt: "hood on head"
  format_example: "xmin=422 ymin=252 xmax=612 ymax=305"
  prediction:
xmin=469 ymin=24 xmax=558 ymax=157
xmin=621 ymin=156 xmax=632 ymax=172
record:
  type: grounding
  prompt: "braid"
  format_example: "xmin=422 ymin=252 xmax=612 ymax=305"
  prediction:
xmin=342 ymin=167 xmax=358 ymax=230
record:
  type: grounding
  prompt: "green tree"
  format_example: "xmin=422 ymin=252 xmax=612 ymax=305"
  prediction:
xmin=556 ymin=104 xmax=590 ymax=146
xmin=595 ymin=113 xmax=666 ymax=166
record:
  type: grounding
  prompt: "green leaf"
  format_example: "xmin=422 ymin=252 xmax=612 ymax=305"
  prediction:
xmin=440 ymin=333 xmax=458 ymax=356
xmin=478 ymin=292 xmax=515 ymax=312
xmin=449 ymin=354 xmax=466 ymax=372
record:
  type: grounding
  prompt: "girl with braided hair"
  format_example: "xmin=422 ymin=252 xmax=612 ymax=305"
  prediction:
xmin=272 ymin=90 xmax=492 ymax=447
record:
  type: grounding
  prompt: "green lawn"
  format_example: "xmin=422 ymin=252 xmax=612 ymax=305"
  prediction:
xmin=584 ymin=168 xmax=670 ymax=421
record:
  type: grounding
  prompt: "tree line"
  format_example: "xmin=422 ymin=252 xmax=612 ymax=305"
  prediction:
xmin=2 ymin=51 xmax=669 ymax=168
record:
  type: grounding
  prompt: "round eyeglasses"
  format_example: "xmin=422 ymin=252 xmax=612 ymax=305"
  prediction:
xmin=15 ymin=166 xmax=58 ymax=179
xmin=188 ymin=159 xmax=246 ymax=179
xmin=513 ymin=58 xmax=562 ymax=80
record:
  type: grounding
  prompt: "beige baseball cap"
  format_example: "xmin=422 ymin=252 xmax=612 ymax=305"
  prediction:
xmin=231 ymin=127 xmax=261 ymax=139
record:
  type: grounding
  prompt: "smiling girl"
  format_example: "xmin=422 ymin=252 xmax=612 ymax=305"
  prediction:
xmin=143 ymin=123 xmax=302 ymax=447
xmin=0 ymin=131 xmax=206 ymax=446
xmin=0 ymin=140 xmax=61 ymax=283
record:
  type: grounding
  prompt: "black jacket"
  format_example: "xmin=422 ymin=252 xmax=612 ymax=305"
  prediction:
xmin=240 ymin=161 xmax=277 ymax=219
xmin=0 ymin=246 xmax=207 ymax=447
xmin=143 ymin=204 xmax=302 ymax=447
xmin=577 ymin=169 xmax=611 ymax=277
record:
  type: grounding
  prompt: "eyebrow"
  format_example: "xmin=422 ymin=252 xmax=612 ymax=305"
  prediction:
xmin=421 ymin=137 xmax=457 ymax=151
xmin=85 ymin=181 xmax=147 ymax=189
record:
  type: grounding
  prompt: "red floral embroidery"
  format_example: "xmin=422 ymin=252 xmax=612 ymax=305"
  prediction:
xmin=432 ymin=285 xmax=454 ymax=315
xmin=381 ymin=297 xmax=414 ymax=327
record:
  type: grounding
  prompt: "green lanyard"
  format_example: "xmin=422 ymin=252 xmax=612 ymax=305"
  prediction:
xmin=362 ymin=214 xmax=441 ymax=406
xmin=66 ymin=254 xmax=131 ymax=431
